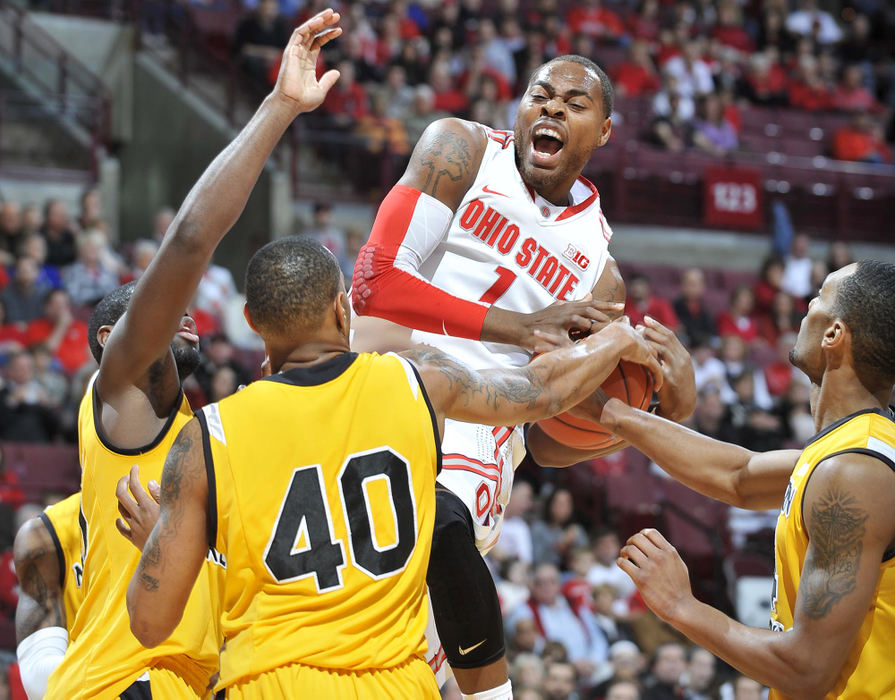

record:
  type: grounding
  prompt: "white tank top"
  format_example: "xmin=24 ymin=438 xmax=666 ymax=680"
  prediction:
xmin=411 ymin=125 xmax=614 ymax=369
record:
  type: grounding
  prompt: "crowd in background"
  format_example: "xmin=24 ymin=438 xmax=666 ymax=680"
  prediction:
xmin=223 ymin=0 xmax=895 ymax=168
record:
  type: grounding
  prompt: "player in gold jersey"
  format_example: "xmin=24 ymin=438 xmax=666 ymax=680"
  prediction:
xmin=14 ymin=493 xmax=83 ymax=699
xmin=47 ymin=11 xmax=347 ymax=698
xmin=589 ymin=260 xmax=895 ymax=699
xmin=124 ymin=236 xmax=663 ymax=698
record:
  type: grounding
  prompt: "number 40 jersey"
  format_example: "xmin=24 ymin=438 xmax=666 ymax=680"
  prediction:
xmin=198 ymin=352 xmax=440 ymax=691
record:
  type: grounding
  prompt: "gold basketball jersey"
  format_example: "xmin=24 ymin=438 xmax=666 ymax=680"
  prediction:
xmin=39 ymin=493 xmax=84 ymax=639
xmin=200 ymin=353 xmax=439 ymax=690
xmin=770 ymin=408 xmax=895 ymax=700
xmin=47 ymin=377 xmax=222 ymax=699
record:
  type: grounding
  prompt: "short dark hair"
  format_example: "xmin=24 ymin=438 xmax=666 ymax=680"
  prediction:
xmin=88 ymin=282 xmax=136 ymax=364
xmin=834 ymin=260 xmax=895 ymax=388
xmin=531 ymin=55 xmax=615 ymax=116
xmin=245 ymin=236 xmax=342 ymax=337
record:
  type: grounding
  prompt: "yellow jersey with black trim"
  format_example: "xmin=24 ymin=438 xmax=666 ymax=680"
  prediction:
xmin=46 ymin=377 xmax=223 ymax=699
xmin=199 ymin=352 xmax=439 ymax=690
xmin=39 ymin=493 xmax=84 ymax=640
xmin=770 ymin=408 xmax=895 ymax=700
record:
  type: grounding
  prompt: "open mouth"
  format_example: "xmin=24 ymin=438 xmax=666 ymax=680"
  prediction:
xmin=177 ymin=318 xmax=200 ymax=344
xmin=531 ymin=126 xmax=564 ymax=166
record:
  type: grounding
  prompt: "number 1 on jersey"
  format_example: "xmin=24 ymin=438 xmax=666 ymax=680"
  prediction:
xmin=479 ymin=266 xmax=517 ymax=304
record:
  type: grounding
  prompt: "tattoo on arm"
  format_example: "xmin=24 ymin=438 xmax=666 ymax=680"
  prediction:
xmin=402 ymin=346 xmax=543 ymax=411
xmin=801 ymin=487 xmax=869 ymax=619
xmin=134 ymin=426 xmax=199 ymax=592
xmin=418 ymin=131 xmax=472 ymax=199
xmin=15 ymin=543 xmax=64 ymax=639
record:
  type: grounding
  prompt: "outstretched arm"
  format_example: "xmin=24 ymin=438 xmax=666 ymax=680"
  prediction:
xmin=599 ymin=398 xmax=798 ymax=509
xmin=98 ymin=10 xmax=342 ymax=401
xmin=127 ymin=418 xmax=210 ymax=648
xmin=621 ymin=453 xmax=895 ymax=698
xmin=14 ymin=517 xmax=67 ymax=700
xmin=402 ymin=322 xmax=662 ymax=432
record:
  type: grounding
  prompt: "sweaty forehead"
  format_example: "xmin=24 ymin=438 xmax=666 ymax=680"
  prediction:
xmin=531 ymin=61 xmax=600 ymax=97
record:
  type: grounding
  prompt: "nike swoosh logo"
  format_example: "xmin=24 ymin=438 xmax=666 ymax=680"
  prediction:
xmin=458 ymin=639 xmax=487 ymax=656
xmin=482 ymin=185 xmax=509 ymax=197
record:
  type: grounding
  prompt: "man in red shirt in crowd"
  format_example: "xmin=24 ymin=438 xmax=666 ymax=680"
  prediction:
xmin=566 ymin=0 xmax=625 ymax=41
xmin=624 ymin=273 xmax=679 ymax=331
xmin=24 ymin=288 xmax=89 ymax=374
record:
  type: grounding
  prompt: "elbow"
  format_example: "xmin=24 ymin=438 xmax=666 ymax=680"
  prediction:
xmin=774 ymin=646 xmax=838 ymax=699
xmin=349 ymin=245 xmax=384 ymax=318
xmin=127 ymin=585 xmax=172 ymax=649
xmin=130 ymin=616 xmax=166 ymax=649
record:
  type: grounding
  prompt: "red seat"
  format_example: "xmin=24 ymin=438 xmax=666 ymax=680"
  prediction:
xmin=2 ymin=443 xmax=80 ymax=502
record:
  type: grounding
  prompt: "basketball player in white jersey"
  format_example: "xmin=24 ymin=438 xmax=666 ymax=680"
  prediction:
xmin=351 ymin=55 xmax=697 ymax=699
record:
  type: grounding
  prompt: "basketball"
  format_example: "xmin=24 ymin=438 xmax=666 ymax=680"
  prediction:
xmin=536 ymin=360 xmax=655 ymax=451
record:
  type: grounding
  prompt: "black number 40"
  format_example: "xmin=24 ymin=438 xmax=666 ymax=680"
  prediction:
xmin=263 ymin=448 xmax=418 ymax=593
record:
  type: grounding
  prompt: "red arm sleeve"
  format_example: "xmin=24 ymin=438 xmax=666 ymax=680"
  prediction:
xmin=351 ymin=185 xmax=490 ymax=339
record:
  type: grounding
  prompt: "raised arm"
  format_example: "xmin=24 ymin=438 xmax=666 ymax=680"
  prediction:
xmin=14 ymin=517 xmax=67 ymax=699
xmin=98 ymin=10 xmax=342 ymax=400
xmin=402 ymin=322 xmax=662 ymax=433
xmin=127 ymin=418 xmax=210 ymax=648
xmin=620 ymin=453 xmax=895 ymax=698
xmin=599 ymin=398 xmax=798 ymax=509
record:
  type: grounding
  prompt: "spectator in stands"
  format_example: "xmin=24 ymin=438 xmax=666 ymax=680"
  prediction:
xmin=663 ymin=39 xmax=714 ymax=99
xmin=321 ymin=59 xmax=369 ymax=127
xmin=723 ymin=370 xmax=786 ymax=452
xmin=127 ymin=239 xmax=159 ymax=282
xmin=641 ymin=642 xmax=686 ymax=700
xmin=565 ymin=0 xmax=625 ymax=43
xmin=755 ymin=8 xmax=795 ymax=55
xmin=510 ymin=652 xmax=546 ymax=690
xmin=21 ymin=203 xmax=42 ymax=238
xmin=690 ymin=337 xmax=729 ymax=398
xmin=40 ymin=200 xmax=77 ymax=268
xmin=150 ymin=206 xmax=175 ymax=244
xmin=785 ymin=0 xmax=843 ymax=46
xmin=498 ymin=558 xmax=533 ymax=618
xmin=763 ymin=331 xmax=806 ymax=399
xmin=17 ymin=232 xmax=63 ymax=291
xmin=429 ymin=59 xmax=469 ymax=114
xmin=375 ymin=63 xmax=415 ymax=121
xmin=0 ymin=350 xmax=58 ymax=443
xmin=604 ymin=679 xmax=641 ymax=700
xmin=683 ymin=647 xmax=719 ymax=700
xmin=758 ymin=291 xmax=802 ymax=346
xmin=30 ymin=343 xmax=69 ymax=412
xmin=493 ymin=478 xmax=535 ymax=564
xmin=736 ymin=47 xmax=789 ymax=106
xmin=0 ymin=201 xmax=22 ymax=267
xmin=718 ymin=334 xmax=773 ymax=409
xmin=624 ymin=274 xmax=679 ymax=331
xmin=303 ymin=201 xmax=347 ymax=268
xmin=24 ymin=289 xmax=90 ymax=375
xmin=827 ymin=240 xmax=853 ymax=272
xmin=722 ymin=674 xmax=764 ymax=700
xmin=651 ymin=77 xmax=695 ymax=152
xmin=781 ymin=233 xmax=813 ymax=300
xmin=611 ymin=42 xmax=660 ymax=98
xmin=587 ymin=529 xmax=636 ymax=604
xmin=716 ymin=285 xmax=759 ymax=345
xmin=62 ymin=230 xmax=120 ymax=307
xmin=513 ymin=30 xmax=548 ymax=94
xmin=207 ymin=365 xmax=239 ymax=404
xmin=832 ymin=111 xmax=892 ymax=163
xmin=752 ymin=254 xmax=787 ymax=318
xmin=543 ymin=660 xmax=580 ymax=700
xmin=783 ymin=380 xmax=814 ymax=446
xmin=627 ymin=0 xmax=659 ymax=44
xmin=688 ymin=384 xmax=727 ymax=440
xmin=711 ymin=1 xmax=753 ymax=53
xmin=1 ymin=257 xmax=48 ymax=324
xmin=232 ymin=0 xmax=292 ymax=86
xmin=354 ymin=91 xmax=412 ymax=173
xmin=193 ymin=332 xmax=251 ymax=406
xmin=476 ymin=17 xmax=516 ymax=85
xmin=532 ymin=487 xmax=589 ymax=567
xmin=76 ymin=187 xmax=104 ymax=233
xmin=787 ymin=55 xmax=833 ymax=111
xmin=691 ymin=93 xmax=739 ymax=157
xmin=0 ymin=445 xmax=25 ymax=512
xmin=585 ymin=640 xmax=644 ymax=700
xmin=403 ymin=84 xmax=449 ymax=144
xmin=508 ymin=618 xmax=543 ymax=658
xmin=673 ymin=268 xmax=716 ymax=346
xmin=0 ymin=299 xmax=26 ymax=362
xmin=831 ymin=63 xmax=882 ymax=112
xmin=510 ymin=564 xmax=609 ymax=683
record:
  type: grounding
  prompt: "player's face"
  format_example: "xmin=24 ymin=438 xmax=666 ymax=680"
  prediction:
xmin=514 ymin=61 xmax=611 ymax=204
xmin=171 ymin=314 xmax=201 ymax=380
xmin=789 ymin=265 xmax=854 ymax=383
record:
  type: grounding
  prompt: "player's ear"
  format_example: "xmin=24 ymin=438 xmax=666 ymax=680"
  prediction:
xmin=97 ymin=324 xmax=113 ymax=349
xmin=243 ymin=303 xmax=259 ymax=333
xmin=334 ymin=292 xmax=350 ymax=336
xmin=597 ymin=116 xmax=612 ymax=147
xmin=822 ymin=319 xmax=847 ymax=360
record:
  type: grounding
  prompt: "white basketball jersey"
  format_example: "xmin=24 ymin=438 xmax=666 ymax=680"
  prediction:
xmin=410 ymin=125 xmax=614 ymax=371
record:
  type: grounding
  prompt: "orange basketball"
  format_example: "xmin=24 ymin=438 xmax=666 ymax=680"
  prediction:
xmin=537 ymin=360 xmax=655 ymax=451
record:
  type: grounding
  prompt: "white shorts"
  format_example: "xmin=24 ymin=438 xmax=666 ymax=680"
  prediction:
xmin=435 ymin=419 xmax=526 ymax=554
